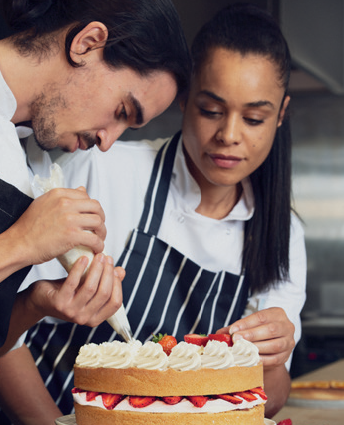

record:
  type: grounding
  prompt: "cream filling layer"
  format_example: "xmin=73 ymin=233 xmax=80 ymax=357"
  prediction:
xmin=73 ymin=392 xmax=265 ymax=414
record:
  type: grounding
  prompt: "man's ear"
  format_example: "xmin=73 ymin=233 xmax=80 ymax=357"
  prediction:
xmin=69 ymin=21 xmax=108 ymax=64
xmin=277 ymin=95 xmax=290 ymax=127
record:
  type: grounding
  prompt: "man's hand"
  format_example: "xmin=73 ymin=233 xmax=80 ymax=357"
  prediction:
xmin=8 ymin=187 xmax=106 ymax=268
xmin=28 ymin=254 xmax=125 ymax=327
xmin=217 ymin=307 xmax=295 ymax=368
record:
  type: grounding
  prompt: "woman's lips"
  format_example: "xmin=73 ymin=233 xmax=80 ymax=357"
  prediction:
xmin=209 ymin=153 xmax=242 ymax=169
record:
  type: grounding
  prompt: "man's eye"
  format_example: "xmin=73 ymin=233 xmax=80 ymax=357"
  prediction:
xmin=118 ymin=106 xmax=128 ymax=120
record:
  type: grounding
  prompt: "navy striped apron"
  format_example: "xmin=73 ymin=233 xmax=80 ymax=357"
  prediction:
xmin=0 ymin=133 xmax=250 ymax=421
xmin=0 ymin=179 xmax=33 ymax=347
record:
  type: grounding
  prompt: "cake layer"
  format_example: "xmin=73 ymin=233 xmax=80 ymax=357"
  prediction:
xmin=74 ymin=403 xmax=265 ymax=425
xmin=74 ymin=363 xmax=263 ymax=396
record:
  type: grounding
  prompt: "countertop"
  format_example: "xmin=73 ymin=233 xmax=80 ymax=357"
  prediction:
xmin=273 ymin=359 xmax=344 ymax=425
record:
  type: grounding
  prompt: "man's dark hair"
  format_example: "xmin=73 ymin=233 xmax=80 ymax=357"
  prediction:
xmin=191 ymin=3 xmax=293 ymax=292
xmin=1 ymin=0 xmax=191 ymax=96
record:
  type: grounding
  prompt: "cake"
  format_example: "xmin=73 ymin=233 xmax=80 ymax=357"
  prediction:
xmin=73 ymin=335 xmax=266 ymax=425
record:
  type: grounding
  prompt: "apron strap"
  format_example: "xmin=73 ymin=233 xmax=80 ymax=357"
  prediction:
xmin=0 ymin=179 xmax=33 ymax=347
xmin=138 ymin=131 xmax=180 ymax=235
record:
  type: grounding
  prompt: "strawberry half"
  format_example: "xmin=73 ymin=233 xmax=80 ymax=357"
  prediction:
xmin=129 ymin=396 xmax=157 ymax=408
xmin=71 ymin=387 xmax=82 ymax=394
xmin=101 ymin=393 xmax=124 ymax=410
xmin=250 ymin=387 xmax=268 ymax=400
xmin=86 ymin=391 xmax=100 ymax=402
xmin=208 ymin=333 xmax=233 ymax=346
xmin=233 ymin=391 xmax=257 ymax=402
xmin=218 ymin=393 xmax=243 ymax=404
xmin=184 ymin=334 xmax=209 ymax=346
xmin=186 ymin=395 xmax=208 ymax=408
xmin=152 ymin=333 xmax=177 ymax=356
xmin=162 ymin=396 xmax=183 ymax=405
xmin=277 ymin=420 xmax=292 ymax=425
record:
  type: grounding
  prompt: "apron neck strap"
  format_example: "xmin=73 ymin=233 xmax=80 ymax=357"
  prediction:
xmin=138 ymin=131 xmax=180 ymax=235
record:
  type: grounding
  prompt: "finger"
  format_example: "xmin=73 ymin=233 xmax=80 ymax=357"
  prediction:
xmin=80 ymin=260 xmax=123 ymax=326
xmin=65 ymin=253 xmax=107 ymax=315
xmin=59 ymin=256 xmax=90 ymax=296
xmin=114 ymin=266 xmax=126 ymax=281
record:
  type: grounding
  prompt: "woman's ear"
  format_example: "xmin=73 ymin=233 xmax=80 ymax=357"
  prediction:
xmin=69 ymin=21 xmax=108 ymax=64
xmin=277 ymin=95 xmax=290 ymax=127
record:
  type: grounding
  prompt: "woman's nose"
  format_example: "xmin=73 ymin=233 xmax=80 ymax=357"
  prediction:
xmin=216 ymin=114 xmax=242 ymax=145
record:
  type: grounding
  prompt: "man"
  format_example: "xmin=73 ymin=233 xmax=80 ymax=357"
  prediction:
xmin=0 ymin=0 xmax=190 ymax=353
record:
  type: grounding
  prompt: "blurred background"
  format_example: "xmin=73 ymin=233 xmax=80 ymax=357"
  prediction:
xmin=1 ymin=0 xmax=343 ymax=377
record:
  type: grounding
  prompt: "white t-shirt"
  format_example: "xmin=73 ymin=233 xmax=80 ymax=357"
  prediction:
xmin=25 ymin=137 xmax=307 ymax=368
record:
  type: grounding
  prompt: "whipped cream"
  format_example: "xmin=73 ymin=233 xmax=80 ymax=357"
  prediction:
xmin=232 ymin=339 xmax=260 ymax=367
xmin=201 ymin=340 xmax=235 ymax=369
xmin=75 ymin=338 xmax=260 ymax=371
xmin=167 ymin=341 xmax=202 ymax=371
xmin=133 ymin=341 xmax=168 ymax=370
xmin=73 ymin=391 xmax=266 ymax=413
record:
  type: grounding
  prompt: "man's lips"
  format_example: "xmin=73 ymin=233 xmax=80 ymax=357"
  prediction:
xmin=208 ymin=153 xmax=243 ymax=169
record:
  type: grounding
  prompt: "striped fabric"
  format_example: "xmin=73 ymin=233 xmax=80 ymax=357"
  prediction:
xmin=0 ymin=133 xmax=250 ymax=422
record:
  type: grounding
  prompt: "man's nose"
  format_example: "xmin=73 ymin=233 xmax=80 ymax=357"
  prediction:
xmin=96 ymin=125 xmax=127 ymax=152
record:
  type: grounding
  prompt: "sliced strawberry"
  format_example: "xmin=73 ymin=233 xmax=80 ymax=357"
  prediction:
xmin=217 ymin=393 xmax=243 ymax=404
xmin=71 ymin=387 xmax=82 ymax=394
xmin=86 ymin=391 xmax=100 ymax=401
xmin=129 ymin=396 xmax=157 ymax=408
xmin=101 ymin=393 xmax=124 ymax=410
xmin=250 ymin=387 xmax=268 ymax=400
xmin=233 ymin=391 xmax=257 ymax=402
xmin=161 ymin=396 xmax=183 ymax=405
xmin=186 ymin=395 xmax=209 ymax=408
xmin=277 ymin=420 xmax=292 ymax=425
xmin=184 ymin=334 xmax=209 ymax=346
xmin=208 ymin=333 xmax=233 ymax=346
xmin=152 ymin=333 xmax=177 ymax=356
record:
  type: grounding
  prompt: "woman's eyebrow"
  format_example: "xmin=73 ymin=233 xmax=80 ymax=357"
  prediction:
xmin=245 ymin=100 xmax=275 ymax=109
xmin=198 ymin=91 xmax=275 ymax=110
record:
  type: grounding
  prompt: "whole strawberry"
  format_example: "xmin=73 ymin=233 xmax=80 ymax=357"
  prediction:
xmin=152 ymin=333 xmax=177 ymax=356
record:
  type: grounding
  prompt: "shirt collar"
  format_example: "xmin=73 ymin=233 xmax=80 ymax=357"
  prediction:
xmin=0 ymin=70 xmax=17 ymax=120
xmin=172 ymin=134 xmax=255 ymax=221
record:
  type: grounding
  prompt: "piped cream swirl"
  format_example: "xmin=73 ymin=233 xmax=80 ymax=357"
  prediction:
xmin=133 ymin=341 xmax=168 ymax=370
xmin=75 ymin=343 xmax=102 ymax=367
xmin=232 ymin=338 xmax=260 ymax=366
xmin=167 ymin=341 xmax=202 ymax=371
xmin=201 ymin=340 xmax=235 ymax=369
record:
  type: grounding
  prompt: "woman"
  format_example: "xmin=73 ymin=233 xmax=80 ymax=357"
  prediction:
xmin=0 ymin=4 xmax=306 ymax=423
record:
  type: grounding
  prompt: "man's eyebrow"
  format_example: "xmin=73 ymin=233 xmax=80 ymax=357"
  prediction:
xmin=198 ymin=90 xmax=275 ymax=109
xmin=129 ymin=93 xmax=144 ymax=126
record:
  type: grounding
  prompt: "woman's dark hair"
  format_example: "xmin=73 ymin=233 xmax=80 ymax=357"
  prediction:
xmin=192 ymin=3 xmax=292 ymax=292
xmin=0 ymin=0 xmax=191 ymax=96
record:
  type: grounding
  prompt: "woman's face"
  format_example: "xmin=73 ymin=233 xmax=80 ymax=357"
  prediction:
xmin=181 ymin=48 xmax=290 ymax=194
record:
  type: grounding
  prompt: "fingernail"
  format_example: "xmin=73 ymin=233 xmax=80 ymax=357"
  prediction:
xmin=114 ymin=269 xmax=119 ymax=277
xmin=106 ymin=256 xmax=114 ymax=265
xmin=97 ymin=253 xmax=105 ymax=263
xmin=232 ymin=334 xmax=243 ymax=342
xmin=230 ymin=326 xmax=239 ymax=335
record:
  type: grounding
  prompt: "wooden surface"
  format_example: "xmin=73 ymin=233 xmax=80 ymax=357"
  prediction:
xmin=273 ymin=359 xmax=344 ymax=425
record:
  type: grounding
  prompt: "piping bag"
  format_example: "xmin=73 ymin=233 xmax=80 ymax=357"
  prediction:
xmin=32 ymin=163 xmax=134 ymax=342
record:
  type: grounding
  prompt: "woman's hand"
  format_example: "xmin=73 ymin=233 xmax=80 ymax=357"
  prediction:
xmin=217 ymin=307 xmax=295 ymax=368
xmin=28 ymin=254 xmax=125 ymax=327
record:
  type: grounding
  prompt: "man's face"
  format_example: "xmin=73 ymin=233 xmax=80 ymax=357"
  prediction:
xmin=30 ymin=64 xmax=177 ymax=152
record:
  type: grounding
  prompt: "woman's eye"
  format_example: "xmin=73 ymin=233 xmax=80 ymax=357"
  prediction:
xmin=200 ymin=108 xmax=221 ymax=117
xmin=245 ymin=117 xmax=264 ymax=126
